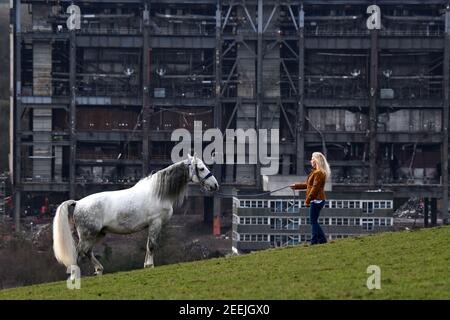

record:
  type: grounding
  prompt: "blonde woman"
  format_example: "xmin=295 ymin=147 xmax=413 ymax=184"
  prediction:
xmin=290 ymin=152 xmax=331 ymax=245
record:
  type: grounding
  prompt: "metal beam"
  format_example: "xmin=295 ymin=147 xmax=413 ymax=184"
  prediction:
xmin=242 ymin=3 xmax=257 ymax=33
xmin=142 ymin=1 xmax=151 ymax=177
xmin=222 ymin=3 xmax=234 ymax=32
xmin=236 ymin=98 xmax=253 ymax=128
xmin=77 ymin=131 xmax=142 ymax=142
xmin=369 ymin=29 xmax=378 ymax=188
xmin=263 ymin=5 xmax=278 ymax=33
xmin=287 ymin=5 xmax=298 ymax=31
xmin=301 ymin=0 xmax=447 ymax=4
xmin=442 ymin=8 xmax=450 ymax=225
xmin=23 ymin=0 xmax=217 ymax=4
xmin=240 ymin=40 xmax=257 ymax=58
xmin=264 ymin=40 xmax=281 ymax=56
xmin=296 ymin=5 xmax=305 ymax=176
xmin=256 ymin=0 xmax=263 ymax=187
xmin=69 ymin=29 xmax=77 ymax=199
xmin=281 ymin=40 xmax=299 ymax=59
xmin=225 ymin=102 xmax=238 ymax=130
xmin=13 ymin=0 xmax=21 ymax=231
xmin=279 ymin=102 xmax=295 ymax=139
xmin=221 ymin=40 xmax=237 ymax=58
xmin=220 ymin=59 xmax=238 ymax=95
xmin=214 ymin=0 xmax=223 ymax=185
xmin=280 ymin=59 xmax=298 ymax=95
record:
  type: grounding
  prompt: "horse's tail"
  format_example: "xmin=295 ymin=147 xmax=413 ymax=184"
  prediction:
xmin=53 ymin=199 xmax=77 ymax=267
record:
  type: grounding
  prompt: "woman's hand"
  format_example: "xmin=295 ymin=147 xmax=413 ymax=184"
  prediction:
xmin=289 ymin=184 xmax=297 ymax=190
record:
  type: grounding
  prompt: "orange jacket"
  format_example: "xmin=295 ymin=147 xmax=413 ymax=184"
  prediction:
xmin=292 ymin=169 xmax=327 ymax=206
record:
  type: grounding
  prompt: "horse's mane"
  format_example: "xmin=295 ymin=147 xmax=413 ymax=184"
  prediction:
xmin=143 ymin=161 xmax=190 ymax=206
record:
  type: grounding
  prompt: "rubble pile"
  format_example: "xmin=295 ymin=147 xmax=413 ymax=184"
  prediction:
xmin=31 ymin=223 xmax=52 ymax=251
xmin=393 ymin=197 xmax=424 ymax=219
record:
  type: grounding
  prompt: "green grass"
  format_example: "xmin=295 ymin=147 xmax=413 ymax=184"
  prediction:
xmin=1 ymin=226 xmax=449 ymax=299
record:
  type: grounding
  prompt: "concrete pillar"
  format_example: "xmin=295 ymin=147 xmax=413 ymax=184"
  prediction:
xmin=369 ymin=29 xmax=379 ymax=187
xmin=297 ymin=5 xmax=305 ymax=176
xmin=69 ymin=29 xmax=77 ymax=199
xmin=13 ymin=0 xmax=22 ymax=232
xmin=142 ymin=1 xmax=151 ymax=177
xmin=442 ymin=8 xmax=450 ymax=225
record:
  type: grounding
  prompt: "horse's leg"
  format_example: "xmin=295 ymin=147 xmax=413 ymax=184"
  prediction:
xmin=76 ymin=242 xmax=86 ymax=262
xmin=144 ymin=218 xmax=162 ymax=268
xmin=75 ymin=228 xmax=89 ymax=266
xmin=88 ymin=249 xmax=104 ymax=276
xmin=89 ymin=232 xmax=106 ymax=275
xmin=75 ymin=237 xmax=94 ymax=275
xmin=77 ymin=230 xmax=105 ymax=276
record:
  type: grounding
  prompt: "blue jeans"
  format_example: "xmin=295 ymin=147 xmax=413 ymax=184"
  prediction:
xmin=309 ymin=201 xmax=327 ymax=245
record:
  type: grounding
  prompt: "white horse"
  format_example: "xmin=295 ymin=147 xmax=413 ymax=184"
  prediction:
xmin=53 ymin=154 xmax=219 ymax=275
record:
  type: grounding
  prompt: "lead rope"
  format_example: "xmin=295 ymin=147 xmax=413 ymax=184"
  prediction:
xmin=212 ymin=185 xmax=292 ymax=198
xmin=208 ymin=185 xmax=300 ymax=213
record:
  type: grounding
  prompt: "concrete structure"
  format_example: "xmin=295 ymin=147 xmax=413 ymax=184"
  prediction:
xmin=232 ymin=192 xmax=394 ymax=252
xmin=9 ymin=0 xmax=450 ymax=231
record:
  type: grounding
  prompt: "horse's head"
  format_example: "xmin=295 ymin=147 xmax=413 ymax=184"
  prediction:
xmin=186 ymin=154 xmax=219 ymax=192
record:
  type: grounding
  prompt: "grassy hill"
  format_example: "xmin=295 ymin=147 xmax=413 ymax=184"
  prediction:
xmin=0 ymin=226 xmax=449 ymax=299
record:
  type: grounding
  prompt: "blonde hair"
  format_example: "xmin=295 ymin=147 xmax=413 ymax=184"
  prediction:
xmin=312 ymin=152 xmax=331 ymax=180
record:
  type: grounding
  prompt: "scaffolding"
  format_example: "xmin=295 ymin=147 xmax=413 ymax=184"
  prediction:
xmin=10 ymin=0 xmax=450 ymax=231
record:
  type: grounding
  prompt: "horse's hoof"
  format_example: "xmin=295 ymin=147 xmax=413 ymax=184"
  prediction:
xmin=144 ymin=264 xmax=154 ymax=269
xmin=94 ymin=270 xmax=103 ymax=276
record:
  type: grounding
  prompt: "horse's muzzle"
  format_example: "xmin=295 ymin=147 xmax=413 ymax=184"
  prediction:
xmin=210 ymin=182 xmax=219 ymax=191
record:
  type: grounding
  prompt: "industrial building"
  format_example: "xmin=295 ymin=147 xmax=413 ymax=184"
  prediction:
xmin=232 ymin=192 xmax=394 ymax=252
xmin=9 ymin=0 xmax=450 ymax=232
